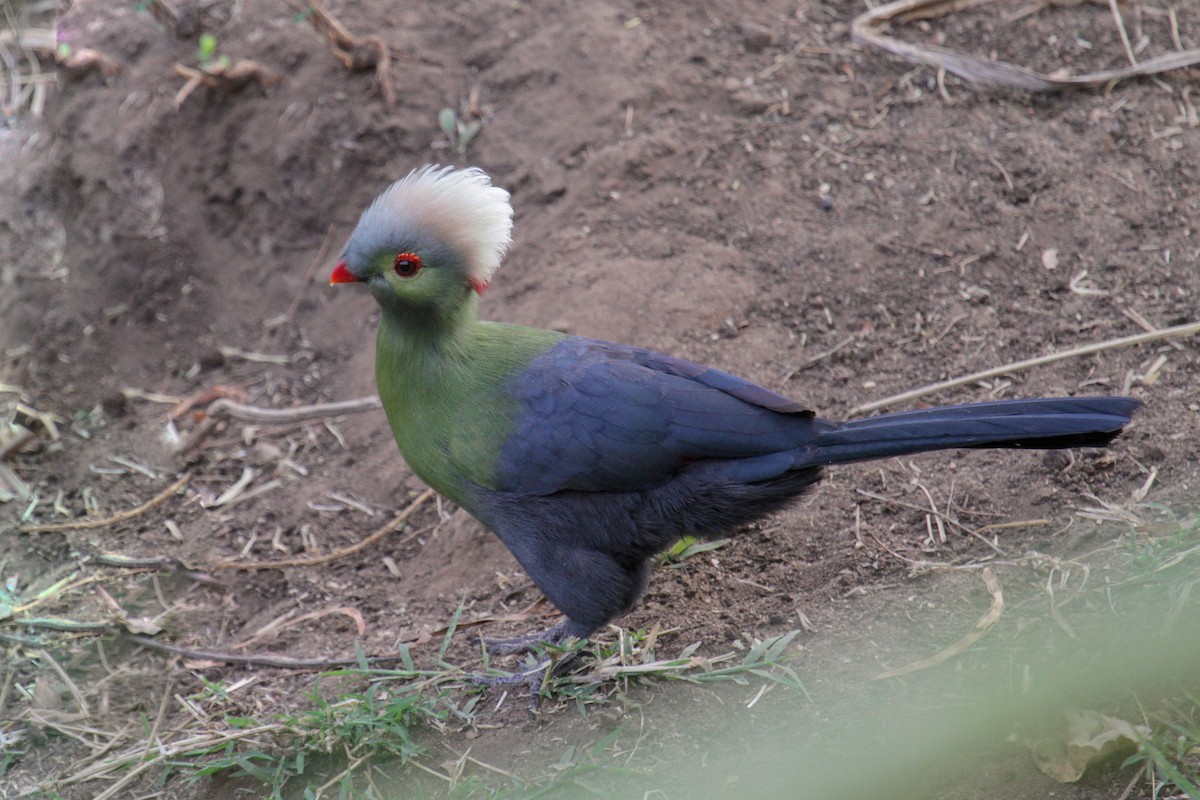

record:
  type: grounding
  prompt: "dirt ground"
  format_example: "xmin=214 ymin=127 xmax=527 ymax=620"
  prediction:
xmin=2 ymin=0 xmax=1198 ymax=797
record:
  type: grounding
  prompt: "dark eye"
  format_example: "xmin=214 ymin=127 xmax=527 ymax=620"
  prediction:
xmin=393 ymin=252 xmax=423 ymax=278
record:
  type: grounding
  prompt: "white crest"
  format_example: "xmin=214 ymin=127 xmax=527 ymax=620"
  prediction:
xmin=362 ymin=165 xmax=513 ymax=286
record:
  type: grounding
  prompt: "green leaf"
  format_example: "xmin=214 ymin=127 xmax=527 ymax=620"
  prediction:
xmin=438 ymin=599 xmax=464 ymax=663
xmin=662 ymin=536 xmax=731 ymax=564
xmin=395 ymin=640 xmax=413 ymax=672
xmin=438 ymin=108 xmax=458 ymax=139
xmin=198 ymin=33 xmax=218 ymax=63
xmin=456 ymin=120 xmax=482 ymax=153
xmin=763 ymin=629 xmax=802 ymax=662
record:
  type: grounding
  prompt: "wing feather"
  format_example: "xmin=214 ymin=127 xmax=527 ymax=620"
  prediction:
xmin=495 ymin=338 xmax=819 ymax=494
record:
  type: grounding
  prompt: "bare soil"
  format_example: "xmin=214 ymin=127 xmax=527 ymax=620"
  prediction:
xmin=1 ymin=0 xmax=1198 ymax=798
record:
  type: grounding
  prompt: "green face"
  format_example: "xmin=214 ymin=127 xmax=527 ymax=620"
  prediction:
xmin=358 ymin=246 xmax=474 ymax=325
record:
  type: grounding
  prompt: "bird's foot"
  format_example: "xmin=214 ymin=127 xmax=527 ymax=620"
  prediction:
xmin=468 ymin=649 xmax=585 ymax=713
xmin=467 ymin=659 xmax=552 ymax=713
xmin=467 ymin=659 xmax=551 ymax=689
xmin=471 ymin=623 xmax=587 ymax=711
xmin=482 ymin=618 xmax=572 ymax=655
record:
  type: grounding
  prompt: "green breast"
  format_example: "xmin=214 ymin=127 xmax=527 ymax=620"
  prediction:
xmin=374 ymin=314 xmax=561 ymax=509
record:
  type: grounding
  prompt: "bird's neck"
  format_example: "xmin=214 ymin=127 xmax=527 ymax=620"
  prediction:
xmin=375 ymin=293 xmax=479 ymax=364
xmin=372 ymin=295 xmax=559 ymax=503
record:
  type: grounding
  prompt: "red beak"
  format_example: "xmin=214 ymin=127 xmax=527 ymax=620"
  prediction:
xmin=329 ymin=261 xmax=361 ymax=285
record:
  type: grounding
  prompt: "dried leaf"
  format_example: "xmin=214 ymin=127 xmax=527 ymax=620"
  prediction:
xmin=1026 ymin=709 xmax=1148 ymax=782
xmin=121 ymin=615 xmax=163 ymax=636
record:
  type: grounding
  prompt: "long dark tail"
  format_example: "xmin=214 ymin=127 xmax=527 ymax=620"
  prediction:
xmin=806 ymin=397 xmax=1140 ymax=467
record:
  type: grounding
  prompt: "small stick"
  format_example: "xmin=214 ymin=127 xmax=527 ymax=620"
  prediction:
xmin=439 ymin=740 xmax=519 ymax=779
xmin=0 ymin=426 xmax=36 ymax=461
xmin=1121 ymin=307 xmax=1184 ymax=351
xmin=857 ymin=488 xmax=1008 ymax=556
xmin=20 ymin=474 xmax=190 ymax=533
xmin=0 ymin=461 xmax=30 ymax=500
xmin=174 ymin=396 xmax=381 ymax=453
xmin=56 ymin=47 xmax=121 ymax=79
xmin=284 ymin=0 xmax=397 ymax=106
xmin=138 ymin=677 xmax=174 ymax=765
xmin=212 ymin=488 xmax=435 ymax=570
xmin=873 ymin=567 xmax=1003 ymax=679
xmin=122 ymin=387 xmax=184 ymax=405
xmin=172 ymin=60 xmax=279 ymax=108
xmin=124 ymin=632 xmax=426 ymax=669
xmin=1168 ymin=6 xmax=1183 ymax=53
xmin=86 ymin=752 xmax=164 ymax=800
xmin=36 ymin=649 xmax=91 ymax=717
xmin=852 ymin=320 xmax=1200 ymax=415
xmin=1045 ymin=571 xmax=1077 ymax=639
xmin=62 ymin=724 xmax=280 ymax=785
xmin=169 ymin=385 xmax=247 ymax=421
xmin=191 ymin=396 xmax=379 ymax=425
xmin=781 ymin=335 xmax=856 ymax=381
xmin=217 ymin=346 xmax=290 ymax=365
xmin=852 ymin=0 xmax=1200 ymax=92
xmin=988 ymin=156 xmax=1014 ymax=192
xmin=312 ymin=756 xmax=370 ymax=798
xmin=1108 ymin=0 xmax=1138 ymax=68
xmin=0 ymin=664 xmax=14 ymax=714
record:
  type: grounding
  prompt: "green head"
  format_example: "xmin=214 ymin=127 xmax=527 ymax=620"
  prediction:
xmin=330 ymin=166 xmax=513 ymax=326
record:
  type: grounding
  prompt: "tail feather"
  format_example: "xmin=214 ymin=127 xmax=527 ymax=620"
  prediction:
xmin=805 ymin=397 xmax=1139 ymax=467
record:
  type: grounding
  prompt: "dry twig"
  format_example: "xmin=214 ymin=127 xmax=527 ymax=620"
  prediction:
xmin=173 ymin=59 xmax=280 ymax=108
xmin=213 ymin=487 xmax=434 ymax=569
xmin=20 ymin=474 xmax=191 ymax=533
xmin=57 ymin=47 xmax=121 ymax=80
xmin=174 ymin=396 xmax=382 ymax=453
xmin=781 ymin=335 xmax=856 ymax=381
xmin=873 ymin=567 xmax=1004 ymax=679
xmin=282 ymin=0 xmax=397 ymax=106
xmin=0 ymin=425 xmax=36 ymax=461
xmin=61 ymin=723 xmax=281 ymax=788
xmin=852 ymin=319 xmax=1200 ymax=415
xmin=4 ymin=28 xmax=119 ymax=82
xmin=857 ymin=487 xmax=1026 ymax=556
xmin=852 ymin=0 xmax=1200 ymax=92
xmin=124 ymin=633 xmax=417 ymax=669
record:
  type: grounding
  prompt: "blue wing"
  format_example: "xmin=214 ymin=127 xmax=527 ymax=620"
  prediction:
xmin=494 ymin=337 xmax=823 ymax=495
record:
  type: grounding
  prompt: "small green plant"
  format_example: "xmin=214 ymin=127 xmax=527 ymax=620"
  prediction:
xmin=193 ymin=678 xmax=450 ymax=796
xmin=196 ymin=32 xmax=229 ymax=69
xmin=1124 ymin=707 xmax=1200 ymax=798
xmin=1103 ymin=507 xmax=1200 ymax=796
xmin=438 ymin=107 xmax=482 ymax=156
xmin=198 ymin=32 xmax=217 ymax=63
xmin=0 ymin=731 xmax=27 ymax=778
xmin=137 ymin=590 xmax=811 ymax=798
xmin=660 ymin=535 xmax=731 ymax=564
xmin=25 ymin=790 xmax=66 ymax=800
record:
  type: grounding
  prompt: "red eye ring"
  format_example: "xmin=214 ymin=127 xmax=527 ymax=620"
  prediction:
xmin=393 ymin=252 xmax=422 ymax=278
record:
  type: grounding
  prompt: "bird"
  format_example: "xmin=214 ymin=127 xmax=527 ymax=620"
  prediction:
xmin=330 ymin=165 xmax=1139 ymax=666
